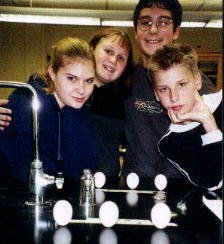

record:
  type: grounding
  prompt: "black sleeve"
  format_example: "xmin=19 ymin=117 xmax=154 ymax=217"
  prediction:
xmin=0 ymin=87 xmax=33 ymax=182
xmin=158 ymin=131 xmax=222 ymax=190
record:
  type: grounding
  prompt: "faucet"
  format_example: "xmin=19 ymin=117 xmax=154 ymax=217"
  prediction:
xmin=0 ymin=81 xmax=64 ymax=205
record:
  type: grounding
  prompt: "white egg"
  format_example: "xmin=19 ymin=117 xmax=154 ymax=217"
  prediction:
xmin=154 ymin=174 xmax=167 ymax=191
xmin=53 ymin=200 xmax=73 ymax=226
xmin=94 ymin=172 xmax=106 ymax=188
xmin=96 ymin=190 xmax=105 ymax=205
xmin=126 ymin=191 xmax=139 ymax=207
xmin=151 ymin=202 xmax=171 ymax=229
xmin=126 ymin=172 xmax=140 ymax=189
xmin=99 ymin=201 xmax=119 ymax=228
xmin=53 ymin=227 xmax=72 ymax=244
xmin=151 ymin=230 xmax=170 ymax=244
xmin=99 ymin=228 xmax=118 ymax=244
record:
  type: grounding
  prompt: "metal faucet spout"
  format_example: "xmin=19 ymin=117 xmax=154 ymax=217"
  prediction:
xmin=0 ymin=81 xmax=40 ymax=160
xmin=0 ymin=81 xmax=64 ymax=205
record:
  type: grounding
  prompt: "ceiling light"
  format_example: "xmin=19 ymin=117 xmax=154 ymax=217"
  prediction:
xmin=181 ymin=22 xmax=205 ymax=27
xmin=205 ymin=19 xmax=222 ymax=28
xmin=101 ymin=20 xmax=133 ymax=27
xmin=0 ymin=14 xmax=101 ymax=26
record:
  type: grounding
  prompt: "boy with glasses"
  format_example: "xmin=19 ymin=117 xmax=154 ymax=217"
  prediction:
xmin=137 ymin=16 xmax=174 ymax=32
xmin=123 ymin=0 xmax=215 ymax=178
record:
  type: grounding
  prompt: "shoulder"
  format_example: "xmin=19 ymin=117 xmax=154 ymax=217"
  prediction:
xmin=203 ymin=90 xmax=222 ymax=129
xmin=133 ymin=62 xmax=147 ymax=77
xmin=200 ymin=72 xmax=216 ymax=95
xmin=91 ymin=83 xmax=125 ymax=119
xmin=202 ymin=89 xmax=222 ymax=112
xmin=27 ymin=73 xmax=47 ymax=90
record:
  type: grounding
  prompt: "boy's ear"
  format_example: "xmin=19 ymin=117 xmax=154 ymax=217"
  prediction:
xmin=195 ymin=72 xmax=202 ymax=91
xmin=173 ymin=26 xmax=181 ymax=41
xmin=134 ymin=27 xmax=138 ymax=40
xmin=154 ymin=90 xmax=160 ymax=101
xmin=48 ymin=65 xmax=55 ymax=82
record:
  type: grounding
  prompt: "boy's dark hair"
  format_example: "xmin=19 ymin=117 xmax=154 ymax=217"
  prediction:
xmin=133 ymin=0 xmax=182 ymax=31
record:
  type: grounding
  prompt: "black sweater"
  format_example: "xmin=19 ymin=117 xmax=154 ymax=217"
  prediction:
xmin=158 ymin=91 xmax=222 ymax=190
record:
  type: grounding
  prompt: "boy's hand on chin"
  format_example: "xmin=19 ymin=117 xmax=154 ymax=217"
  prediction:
xmin=168 ymin=107 xmax=182 ymax=124
xmin=168 ymin=92 xmax=218 ymax=133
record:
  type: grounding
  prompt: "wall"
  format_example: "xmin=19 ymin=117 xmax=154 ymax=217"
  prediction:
xmin=0 ymin=22 xmax=222 ymax=98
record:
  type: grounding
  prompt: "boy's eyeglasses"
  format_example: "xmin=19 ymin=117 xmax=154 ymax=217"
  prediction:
xmin=137 ymin=16 xmax=173 ymax=32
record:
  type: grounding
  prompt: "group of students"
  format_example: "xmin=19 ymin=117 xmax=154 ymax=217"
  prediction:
xmin=0 ymin=0 xmax=222 ymax=191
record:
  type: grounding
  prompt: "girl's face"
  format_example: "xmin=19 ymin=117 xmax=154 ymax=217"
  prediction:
xmin=49 ymin=58 xmax=95 ymax=109
xmin=93 ymin=36 xmax=129 ymax=86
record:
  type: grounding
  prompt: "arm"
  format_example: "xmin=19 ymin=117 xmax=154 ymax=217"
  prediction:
xmin=159 ymin=95 xmax=222 ymax=190
xmin=158 ymin=131 xmax=222 ymax=191
xmin=0 ymin=100 xmax=12 ymax=130
xmin=0 ymin=89 xmax=33 ymax=182
xmin=180 ymin=140 xmax=222 ymax=191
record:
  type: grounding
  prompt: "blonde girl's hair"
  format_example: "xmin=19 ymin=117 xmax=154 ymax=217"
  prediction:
xmin=41 ymin=37 xmax=95 ymax=93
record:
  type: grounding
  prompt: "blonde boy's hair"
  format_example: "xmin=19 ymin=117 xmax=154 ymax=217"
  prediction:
xmin=147 ymin=43 xmax=199 ymax=86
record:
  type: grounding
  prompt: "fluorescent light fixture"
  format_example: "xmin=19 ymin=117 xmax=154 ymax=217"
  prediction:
xmin=101 ymin=20 xmax=133 ymax=27
xmin=205 ymin=19 xmax=222 ymax=28
xmin=181 ymin=22 xmax=205 ymax=27
xmin=0 ymin=14 xmax=100 ymax=26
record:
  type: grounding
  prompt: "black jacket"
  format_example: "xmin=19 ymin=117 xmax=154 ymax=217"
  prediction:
xmin=0 ymin=74 xmax=100 ymax=182
xmin=158 ymin=91 xmax=222 ymax=190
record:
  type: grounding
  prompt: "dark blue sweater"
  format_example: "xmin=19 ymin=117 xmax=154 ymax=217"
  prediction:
xmin=0 ymin=75 xmax=100 ymax=182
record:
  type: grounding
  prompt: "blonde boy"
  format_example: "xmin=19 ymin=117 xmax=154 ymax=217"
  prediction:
xmin=147 ymin=44 xmax=222 ymax=190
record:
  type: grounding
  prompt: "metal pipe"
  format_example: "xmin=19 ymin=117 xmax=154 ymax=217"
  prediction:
xmin=0 ymin=81 xmax=40 ymax=161
xmin=0 ymin=81 xmax=64 ymax=205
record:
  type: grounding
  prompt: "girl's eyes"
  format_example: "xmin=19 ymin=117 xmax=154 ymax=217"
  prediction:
xmin=67 ymin=76 xmax=75 ymax=81
xmin=105 ymin=49 xmax=113 ymax=55
xmin=158 ymin=87 xmax=167 ymax=93
xmin=179 ymin=82 xmax=187 ymax=87
xmin=104 ymin=49 xmax=127 ymax=62
xmin=66 ymin=75 xmax=94 ymax=84
xmin=118 ymin=55 xmax=126 ymax=62
xmin=85 ymin=78 xmax=94 ymax=84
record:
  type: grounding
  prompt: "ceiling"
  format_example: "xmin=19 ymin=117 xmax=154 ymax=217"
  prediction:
xmin=0 ymin=0 xmax=222 ymax=22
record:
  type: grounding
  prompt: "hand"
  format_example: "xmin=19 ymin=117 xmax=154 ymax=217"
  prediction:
xmin=0 ymin=99 xmax=12 ymax=130
xmin=167 ymin=92 xmax=218 ymax=133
